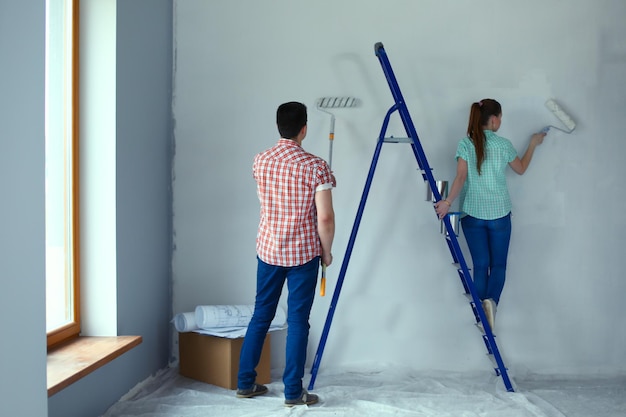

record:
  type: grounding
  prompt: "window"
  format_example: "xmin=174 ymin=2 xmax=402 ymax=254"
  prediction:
xmin=45 ymin=0 xmax=80 ymax=348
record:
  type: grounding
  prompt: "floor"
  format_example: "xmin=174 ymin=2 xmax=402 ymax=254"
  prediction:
xmin=101 ymin=364 xmax=626 ymax=417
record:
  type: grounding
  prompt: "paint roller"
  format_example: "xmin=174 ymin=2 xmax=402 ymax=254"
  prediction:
xmin=316 ymin=96 xmax=358 ymax=296
xmin=316 ymin=96 xmax=358 ymax=169
xmin=542 ymin=99 xmax=576 ymax=134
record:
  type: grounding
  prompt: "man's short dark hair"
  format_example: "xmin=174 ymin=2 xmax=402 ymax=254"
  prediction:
xmin=277 ymin=102 xmax=307 ymax=139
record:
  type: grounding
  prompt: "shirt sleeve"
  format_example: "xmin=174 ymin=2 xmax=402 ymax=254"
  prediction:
xmin=455 ymin=138 xmax=469 ymax=161
xmin=314 ymin=159 xmax=334 ymax=191
xmin=252 ymin=155 xmax=258 ymax=179
xmin=505 ymin=140 xmax=518 ymax=162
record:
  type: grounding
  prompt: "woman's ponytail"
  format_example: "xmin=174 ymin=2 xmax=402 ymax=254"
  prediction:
xmin=466 ymin=99 xmax=501 ymax=174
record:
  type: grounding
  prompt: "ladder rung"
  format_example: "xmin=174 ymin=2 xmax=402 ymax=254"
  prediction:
xmin=465 ymin=293 xmax=483 ymax=307
xmin=486 ymin=354 xmax=507 ymax=374
xmin=383 ymin=136 xmax=412 ymax=143
xmin=486 ymin=355 xmax=508 ymax=376
xmin=475 ymin=322 xmax=485 ymax=334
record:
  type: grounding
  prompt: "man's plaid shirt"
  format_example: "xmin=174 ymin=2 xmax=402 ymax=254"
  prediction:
xmin=253 ymin=138 xmax=334 ymax=267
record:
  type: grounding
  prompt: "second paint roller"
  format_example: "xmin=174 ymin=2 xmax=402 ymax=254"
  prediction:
xmin=542 ymin=99 xmax=576 ymax=134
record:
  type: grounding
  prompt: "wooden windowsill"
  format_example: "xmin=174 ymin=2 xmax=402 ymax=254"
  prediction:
xmin=47 ymin=335 xmax=142 ymax=396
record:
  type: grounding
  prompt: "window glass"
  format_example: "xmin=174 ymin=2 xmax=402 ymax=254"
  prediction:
xmin=45 ymin=0 xmax=78 ymax=340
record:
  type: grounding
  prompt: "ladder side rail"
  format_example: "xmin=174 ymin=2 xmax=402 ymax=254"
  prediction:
xmin=483 ymin=326 xmax=513 ymax=390
xmin=376 ymin=42 xmax=487 ymax=332
xmin=375 ymin=43 xmax=442 ymax=203
xmin=445 ymin=217 xmax=514 ymax=391
xmin=399 ymin=103 xmax=442 ymax=204
xmin=445 ymin=238 xmax=460 ymax=265
xmin=376 ymin=42 xmax=514 ymax=392
xmin=444 ymin=218 xmax=479 ymax=306
xmin=309 ymin=107 xmax=397 ymax=390
xmin=375 ymin=43 xmax=427 ymax=171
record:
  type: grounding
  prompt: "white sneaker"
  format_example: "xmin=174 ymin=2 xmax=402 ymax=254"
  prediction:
xmin=482 ymin=299 xmax=497 ymax=332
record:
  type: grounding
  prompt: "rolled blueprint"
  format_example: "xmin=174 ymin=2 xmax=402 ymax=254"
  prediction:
xmin=172 ymin=311 xmax=198 ymax=332
xmin=194 ymin=304 xmax=287 ymax=330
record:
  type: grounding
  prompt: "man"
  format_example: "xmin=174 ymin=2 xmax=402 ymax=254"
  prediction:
xmin=236 ymin=101 xmax=335 ymax=407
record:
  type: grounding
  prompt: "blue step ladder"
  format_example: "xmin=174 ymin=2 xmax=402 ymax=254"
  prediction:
xmin=308 ymin=42 xmax=514 ymax=392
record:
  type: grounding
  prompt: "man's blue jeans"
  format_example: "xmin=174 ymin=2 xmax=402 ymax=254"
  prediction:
xmin=461 ymin=213 xmax=511 ymax=305
xmin=238 ymin=256 xmax=319 ymax=400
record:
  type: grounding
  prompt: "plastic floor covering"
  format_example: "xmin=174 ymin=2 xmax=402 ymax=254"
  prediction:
xmin=101 ymin=364 xmax=626 ymax=417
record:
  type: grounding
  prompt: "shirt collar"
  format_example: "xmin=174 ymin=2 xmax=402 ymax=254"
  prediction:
xmin=278 ymin=138 xmax=301 ymax=147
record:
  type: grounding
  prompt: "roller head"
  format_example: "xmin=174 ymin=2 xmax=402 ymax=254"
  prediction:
xmin=316 ymin=97 xmax=357 ymax=109
xmin=545 ymin=99 xmax=576 ymax=132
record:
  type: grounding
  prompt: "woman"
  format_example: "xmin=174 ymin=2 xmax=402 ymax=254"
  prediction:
xmin=434 ymin=99 xmax=545 ymax=331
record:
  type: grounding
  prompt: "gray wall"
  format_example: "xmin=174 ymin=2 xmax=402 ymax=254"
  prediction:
xmin=0 ymin=2 xmax=48 ymax=416
xmin=0 ymin=1 xmax=173 ymax=417
xmin=172 ymin=0 xmax=626 ymax=375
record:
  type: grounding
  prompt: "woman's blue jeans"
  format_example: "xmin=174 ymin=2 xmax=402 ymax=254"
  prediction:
xmin=461 ymin=213 xmax=511 ymax=305
xmin=238 ymin=256 xmax=319 ymax=400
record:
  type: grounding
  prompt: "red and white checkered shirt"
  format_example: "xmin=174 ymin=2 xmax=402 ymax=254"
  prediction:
xmin=253 ymin=138 xmax=334 ymax=267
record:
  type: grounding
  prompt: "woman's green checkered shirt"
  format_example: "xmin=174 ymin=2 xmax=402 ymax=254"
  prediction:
xmin=455 ymin=130 xmax=518 ymax=220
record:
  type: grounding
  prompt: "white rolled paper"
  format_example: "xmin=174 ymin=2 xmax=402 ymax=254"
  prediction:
xmin=172 ymin=311 xmax=198 ymax=332
xmin=194 ymin=304 xmax=287 ymax=330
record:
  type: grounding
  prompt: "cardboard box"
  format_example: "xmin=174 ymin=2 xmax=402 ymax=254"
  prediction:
xmin=178 ymin=332 xmax=271 ymax=390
